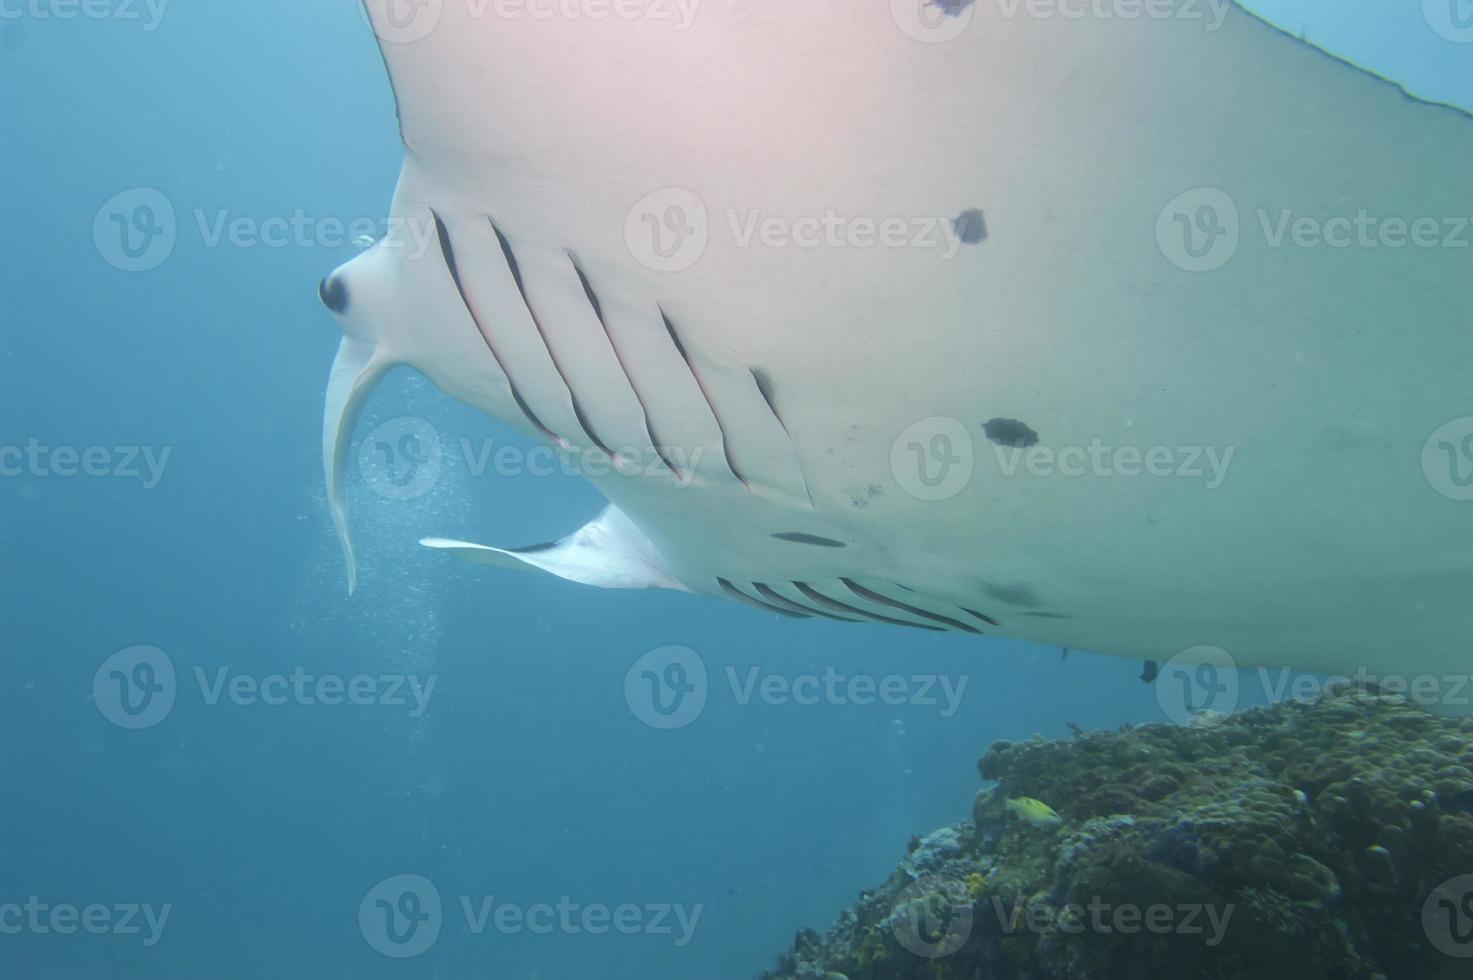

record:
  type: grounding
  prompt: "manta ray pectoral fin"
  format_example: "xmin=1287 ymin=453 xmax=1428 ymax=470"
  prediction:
xmin=420 ymin=505 xmax=691 ymax=593
xmin=324 ymin=334 xmax=397 ymax=597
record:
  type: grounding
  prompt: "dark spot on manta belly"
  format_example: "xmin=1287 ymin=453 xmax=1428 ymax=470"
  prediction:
xmin=955 ymin=209 xmax=987 ymax=245
xmin=983 ymin=418 xmax=1039 ymax=448
xmin=985 ymin=582 xmax=1042 ymax=608
xmin=772 ymin=532 xmax=847 ymax=548
xmin=318 ymin=275 xmax=349 ymax=314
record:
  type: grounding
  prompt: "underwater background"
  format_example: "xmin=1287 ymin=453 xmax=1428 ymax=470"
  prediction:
xmin=1 ymin=2 xmax=1468 ymax=978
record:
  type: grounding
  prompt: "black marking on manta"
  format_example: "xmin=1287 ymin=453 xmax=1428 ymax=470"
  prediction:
xmin=983 ymin=418 xmax=1039 ymax=448
xmin=771 ymin=532 xmax=847 ymax=548
xmin=955 ymin=208 xmax=987 ymax=244
xmin=985 ymin=582 xmax=1042 ymax=607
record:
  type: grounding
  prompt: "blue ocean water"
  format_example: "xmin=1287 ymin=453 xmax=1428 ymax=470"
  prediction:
xmin=0 ymin=3 xmax=1466 ymax=979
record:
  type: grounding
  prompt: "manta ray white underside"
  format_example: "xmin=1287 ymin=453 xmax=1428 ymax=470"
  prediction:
xmin=321 ymin=0 xmax=1472 ymax=677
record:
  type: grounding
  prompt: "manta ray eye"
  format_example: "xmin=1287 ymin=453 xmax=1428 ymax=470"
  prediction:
xmin=318 ymin=275 xmax=350 ymax=314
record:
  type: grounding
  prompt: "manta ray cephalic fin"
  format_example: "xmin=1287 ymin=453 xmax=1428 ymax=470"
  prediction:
xmin=324 ymin=335 xmax=396 ymax=596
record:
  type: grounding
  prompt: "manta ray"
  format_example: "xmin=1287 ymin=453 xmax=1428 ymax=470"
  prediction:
xmin=321 ymin=0 xmax=1472 ymax=679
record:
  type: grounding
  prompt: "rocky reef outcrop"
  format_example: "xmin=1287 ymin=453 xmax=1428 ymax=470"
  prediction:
xmin=762 ymin=684 xmax=1473 ymax=979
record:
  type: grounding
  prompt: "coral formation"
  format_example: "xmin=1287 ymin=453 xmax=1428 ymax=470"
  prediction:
xmin=761 ymin=684 xmax=1473 ymax=979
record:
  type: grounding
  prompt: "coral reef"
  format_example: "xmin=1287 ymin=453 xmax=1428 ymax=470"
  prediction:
xmin=761 ymin=684 xmax=1473 ymax=979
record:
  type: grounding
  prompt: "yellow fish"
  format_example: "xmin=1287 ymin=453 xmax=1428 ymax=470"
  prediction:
xmin=1006 ymin=797 xmax=1063 ymax=828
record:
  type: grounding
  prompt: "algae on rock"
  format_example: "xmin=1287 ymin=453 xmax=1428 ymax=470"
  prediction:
xmin=762 ymin=685 xmax=1473 ymax=979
